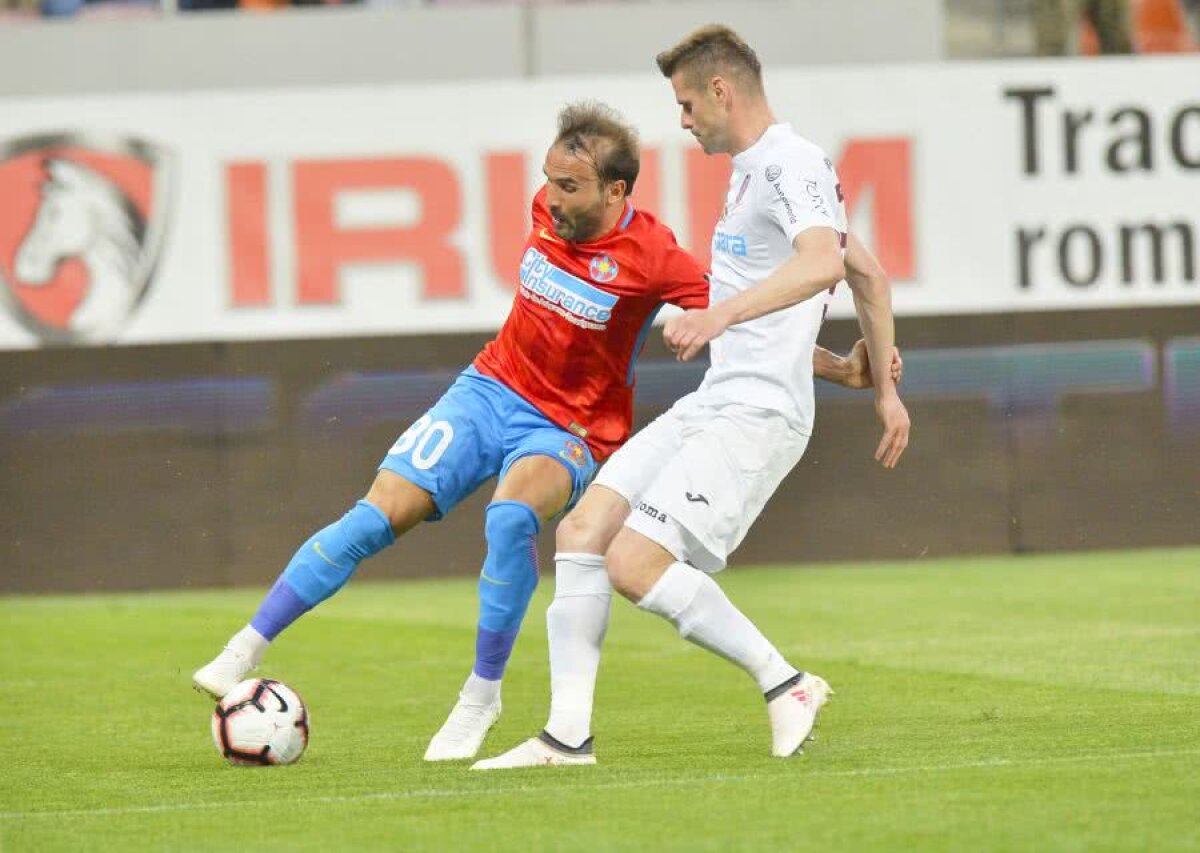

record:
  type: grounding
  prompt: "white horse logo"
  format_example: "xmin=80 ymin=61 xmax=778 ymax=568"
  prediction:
xmin=14 ymin=158 xmax=146 ymax=338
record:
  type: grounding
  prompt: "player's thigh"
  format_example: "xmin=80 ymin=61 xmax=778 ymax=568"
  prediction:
xmin=555 ymin=484 xmax=631 ymax=555
xmin=591 ymin=403 xmax=686 ymax=506
xmin=629 ymin=409 xmax=805 ymax=573
xmin=492 ymin=454 xmax=575 ymax=523
xmin=377 ymin=375 xmax=506 ymax=521
xmin=364 ymin=469 xmax=437 ymax=536
xmin=495 ymin=427 xmax=597 ymax=522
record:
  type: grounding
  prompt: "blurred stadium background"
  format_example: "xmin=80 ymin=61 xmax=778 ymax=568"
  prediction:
xmin=0 ymin=0 xmax=1196 ymax=594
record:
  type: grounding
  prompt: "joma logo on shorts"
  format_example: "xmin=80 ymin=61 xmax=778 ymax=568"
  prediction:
xmin=635 ymin=501 xmax=668 ymax=523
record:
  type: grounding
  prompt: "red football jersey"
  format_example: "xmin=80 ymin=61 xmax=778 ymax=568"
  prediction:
xmin=474 ymin=187 xmax=708 ymax=461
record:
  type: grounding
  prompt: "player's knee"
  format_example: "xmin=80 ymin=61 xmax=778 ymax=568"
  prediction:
xmin=604 ymin=536 xmax=643 ymax=602
xmin=555 ymin=507 xmax=597 ymax=554
xmin=364 ymin=471 xmax=434 ymax=536
xmin=485 ymin=500 xmax=540 ymax=551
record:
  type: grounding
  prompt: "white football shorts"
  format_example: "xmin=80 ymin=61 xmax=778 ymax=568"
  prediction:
xmin=594 ymin=392 xmax=810 ymax=573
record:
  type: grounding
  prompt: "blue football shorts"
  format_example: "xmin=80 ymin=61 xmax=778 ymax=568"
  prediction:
xmin=378 ymin=365 xmax=598 ymax=520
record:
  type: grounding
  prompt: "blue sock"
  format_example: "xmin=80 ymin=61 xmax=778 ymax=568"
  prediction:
xmin=250 ymin=500 xmax=395 ymax=640
xmin=474 ymin=500 xmax=541 ymax=680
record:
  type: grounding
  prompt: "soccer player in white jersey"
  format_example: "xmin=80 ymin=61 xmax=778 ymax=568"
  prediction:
xmin=474 ymin=25 xmax=910 ymax=769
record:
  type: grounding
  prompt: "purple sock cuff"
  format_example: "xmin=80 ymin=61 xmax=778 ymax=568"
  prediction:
xmin=474 ymin=627 xmax=519 ymax=680
xmin=250 ymin=577 xmax=311 ymax=640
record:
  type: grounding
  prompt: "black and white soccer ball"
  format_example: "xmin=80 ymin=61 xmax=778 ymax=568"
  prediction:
xmin=211 ymin=678 xmax=309 ymax=766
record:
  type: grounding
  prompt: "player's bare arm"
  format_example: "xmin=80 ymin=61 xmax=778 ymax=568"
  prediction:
xmin=664 ymin=226 xmax=845 ymax=361
xmin=815 ymin=341 xmax=904 ymax=389
xmin=844 ymin=233 xmax=910 ymax=468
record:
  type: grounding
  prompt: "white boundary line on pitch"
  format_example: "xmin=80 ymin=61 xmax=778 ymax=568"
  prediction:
xmin=3 ymin=746 xmax=1198 ymax=821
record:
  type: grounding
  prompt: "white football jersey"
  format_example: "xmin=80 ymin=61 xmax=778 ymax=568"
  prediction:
xmin=700 ymin=123 xmax=847 ymax=435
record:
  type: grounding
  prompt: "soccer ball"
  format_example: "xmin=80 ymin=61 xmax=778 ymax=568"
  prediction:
xmin=211 ymin=678 xmax=309 ymax=766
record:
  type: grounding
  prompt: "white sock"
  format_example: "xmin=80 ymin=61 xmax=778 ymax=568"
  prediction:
xmin=638 ymin=562 xmax=798 ymax=694
xmin=544 ymin=552 xmax=612 ymax=747
xmin=230 ymin=625 xmax=269 ymax=667
xmin=462 ymin=671 xmax=501 ymax=706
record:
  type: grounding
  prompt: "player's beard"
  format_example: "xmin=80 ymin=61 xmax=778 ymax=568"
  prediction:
xmin=551 ymin=204 xmax=605 ymax=243
xmin=694 ymin=127 xmax=727 ymax=156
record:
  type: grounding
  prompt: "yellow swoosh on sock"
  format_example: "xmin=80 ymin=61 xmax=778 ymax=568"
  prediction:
xmin=312 ymin=541 xmax=347 ymax=570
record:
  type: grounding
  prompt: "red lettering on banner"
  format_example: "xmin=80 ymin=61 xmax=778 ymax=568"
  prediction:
xmin=293 ymin=158 xmax=465 ymax=304
xmin=485 ymin=152 xmax=528 ymax=292
xmin=837 ymin=139 xmax=914 ymax=280
xmin=227 ymin=162 xmax=270 ymax=307
xmin=682 ymin=139 xmax=914 ymax=278
xmin=685 ymin=148 xmax=732 ymax=271
xmin=630 ymin=147 xmax=662 ymax=218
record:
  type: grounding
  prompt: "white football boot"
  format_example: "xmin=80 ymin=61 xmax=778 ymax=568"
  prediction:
xmin=766 ymin=672 xmax=833 ymax=757
xmin=471 ymin=732 xmax=596 ymax=770
xmin=192 ymin=645 xmax=257 ymax=700
xmin=423 ymin=694 xmax=503 ymax=761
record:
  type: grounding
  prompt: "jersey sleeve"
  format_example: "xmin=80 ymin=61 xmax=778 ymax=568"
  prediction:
xmin=655 ymin=229 xmax=709 ymax=309
xmin=761 ymin=155 xmax=840 ymax=245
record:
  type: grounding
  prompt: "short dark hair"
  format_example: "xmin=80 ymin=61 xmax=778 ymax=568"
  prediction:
xmin=655 ymin=25 xmax=763 ymax=93
xmin=554 ymin=100 xmax=640 ymax=195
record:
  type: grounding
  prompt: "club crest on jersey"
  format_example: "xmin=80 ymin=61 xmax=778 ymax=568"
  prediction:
xmin=765 ymin=164 xmax=782 ymax=182
xmin=559 ymin=439 xmax=587 ymax=468
xmin=0 ymin=132 xmax=175 ymax=345
xmin=519 ymin=247 xmax=618 ymax=331
xmin=589 ymin=254 xmax=618 ymax=284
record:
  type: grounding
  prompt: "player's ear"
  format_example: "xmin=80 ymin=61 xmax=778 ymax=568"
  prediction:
xmin=710 ymin=75 xmax=727 ymax=104
xmin=608 ymin=179 xmax=627 ymax=204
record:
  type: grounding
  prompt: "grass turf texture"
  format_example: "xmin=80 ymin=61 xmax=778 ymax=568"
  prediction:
xmin=1 ymin=548 xmax=1198 ymax=852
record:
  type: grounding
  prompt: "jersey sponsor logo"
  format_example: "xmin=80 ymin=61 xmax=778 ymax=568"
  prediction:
xmin=519 ymin=247 xmax=618 ymax=330
xmin=713 ymin=230 xmax=748 ymax=257
xmin=765 ymin=164 xmax=782 ymax=182
xmin=589 ymin=254 xmax=619 ymax=283
xmin=769 ymin=176 xmax=799 ymax=225
xmin=635 ymin=500 xmax=668 ymax=523
xmin=804 ymin=179 xmax=831 ymax=218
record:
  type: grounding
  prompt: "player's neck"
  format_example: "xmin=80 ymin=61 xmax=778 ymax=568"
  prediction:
xmin=727 ymin=102 xmax=777 ymax=158
xmin=590 ymin=200 xmax=628 ymax=241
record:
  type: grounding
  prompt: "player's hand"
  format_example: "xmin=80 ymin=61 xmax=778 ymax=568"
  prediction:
xmin=843 ymin=340 xmax=904 ymax=390
xmin=874 ymin=390 xmax=910 ymax=469
xmin=664 ymin=308 xmax=728 ymax=362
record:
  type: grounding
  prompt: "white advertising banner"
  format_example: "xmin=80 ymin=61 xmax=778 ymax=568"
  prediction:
xmin=0 ymin=56 xmax=1196 ymax=349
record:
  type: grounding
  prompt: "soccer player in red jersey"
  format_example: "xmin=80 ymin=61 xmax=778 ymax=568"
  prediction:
xmin=193 ymin=101 xmax=881 ymax=762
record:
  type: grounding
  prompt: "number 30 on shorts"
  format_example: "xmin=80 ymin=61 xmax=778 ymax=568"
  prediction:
xmin=388 ymin=415 xmax=455 ymax=470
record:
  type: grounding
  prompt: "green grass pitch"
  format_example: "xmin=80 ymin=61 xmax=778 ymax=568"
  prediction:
xmin=2 ymin=548 xmax=1198 ymax=851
